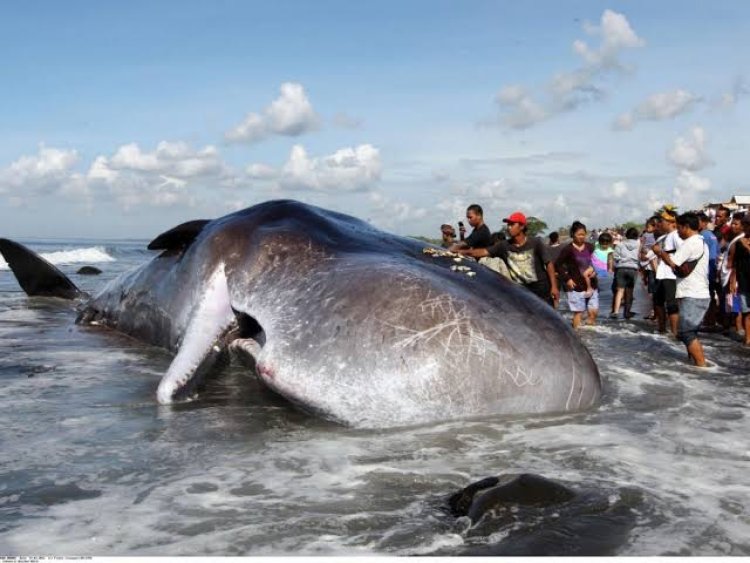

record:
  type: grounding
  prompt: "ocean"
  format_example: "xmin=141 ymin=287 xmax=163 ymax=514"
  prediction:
xmin=1 ymin=238 xmax=748 ymax=555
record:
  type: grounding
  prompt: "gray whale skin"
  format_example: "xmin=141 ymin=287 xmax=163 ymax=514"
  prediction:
xmin=0 ymin=199 xmax=601 ymax=427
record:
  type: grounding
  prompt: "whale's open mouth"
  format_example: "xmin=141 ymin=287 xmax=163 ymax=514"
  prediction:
xmin=228 ymin=309 xmax=266 ymax=369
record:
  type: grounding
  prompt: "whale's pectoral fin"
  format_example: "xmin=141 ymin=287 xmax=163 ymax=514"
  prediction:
xmin=147 ymin=219 xmax=210 ymax=252
xmin=156 ymin=265 xmax=234 ymax=404
xmin=0 ymin=238 xmax=82 ymax=299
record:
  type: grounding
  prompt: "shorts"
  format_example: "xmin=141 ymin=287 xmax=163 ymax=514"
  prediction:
xmin=677 ymin=298 xmax=710 ymax=346
xmin=615 ymin=268 xmax=638 ymax=290
xmin=738 ymin=291 xmax=750 ymax=314
xmin=524 ymin=280 xmax=553 ymax=306
xmin=654 ymin=278 xmax=678 ymax=315
xmin=726 ymin=291 xmax=743 ymax=314
xmin=567 ymin=289 xmax=599 ymax=313
xmin=646 ymin=269 xmax=656 ymax=294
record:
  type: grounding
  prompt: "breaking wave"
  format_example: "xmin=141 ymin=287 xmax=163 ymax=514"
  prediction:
xmin=0 ymin=246 xmax=116 ymax=271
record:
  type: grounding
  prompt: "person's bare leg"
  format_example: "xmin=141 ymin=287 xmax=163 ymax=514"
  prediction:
xmin=624 ymin=287 xmax=634 ymax=318
xmin=572 ymin=312 xmax=582 ymax=329
xmin=744 ymin=313 xmax=750 ymax=345
xmin=587 ymin=309 xmax=598 ymax=326
xmin=611 ymin=288 xmax=624 ymax=317
xmin=655 ymin=305 xmax=666 ymax=332
xmin=669 ymin=313 xmax=679 ymax=337
xmin=686 ymin=339 xmax=706 ymax=367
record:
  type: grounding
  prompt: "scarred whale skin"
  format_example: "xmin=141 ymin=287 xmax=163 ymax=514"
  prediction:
xmin=2 ymin=200 xmax=601 ymax=427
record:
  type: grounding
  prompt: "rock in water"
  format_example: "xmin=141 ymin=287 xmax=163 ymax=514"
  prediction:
xmin=76 ymin=266 xmax=102 ymax=275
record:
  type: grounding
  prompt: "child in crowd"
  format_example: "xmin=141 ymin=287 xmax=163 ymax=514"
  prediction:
xmin=639 ymin=217 xmax=659 ymax=319
xmin=593 ymin=232 xmax=615 ymax=279
xmin=611 ymin=228 xmax=641 ymax=319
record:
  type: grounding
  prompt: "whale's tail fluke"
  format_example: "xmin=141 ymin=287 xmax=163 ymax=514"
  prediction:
xmin=0 ymin=238 xmax=82 ymax=299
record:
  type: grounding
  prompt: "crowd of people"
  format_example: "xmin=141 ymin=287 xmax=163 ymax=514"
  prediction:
xmin=438 ymin=203 xmax=750 ymax=367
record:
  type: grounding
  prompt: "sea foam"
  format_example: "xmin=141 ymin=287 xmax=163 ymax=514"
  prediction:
xmin=0 ymin=246 xmax=116 ymax=270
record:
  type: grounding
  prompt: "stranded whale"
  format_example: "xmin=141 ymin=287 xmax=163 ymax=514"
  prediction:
xmin=0 ymin=199 xmax=601 ymax=427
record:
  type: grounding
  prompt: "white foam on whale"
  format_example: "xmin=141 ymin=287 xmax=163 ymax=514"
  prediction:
xmin=0 ymin=246 xmax=115 ymax=270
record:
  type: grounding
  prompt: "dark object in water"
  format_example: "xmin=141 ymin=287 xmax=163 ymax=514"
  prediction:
xmin=0 ymin=238 xmax=82 ymax=299
xmin=446 ymin=473 xmax=641 ymax=556
xmin=77 ymin=266 xmax=102 ymax=275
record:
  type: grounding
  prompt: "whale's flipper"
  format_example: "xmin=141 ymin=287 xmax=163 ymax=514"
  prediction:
xmin=147 ymin=219 xmax=210 ymax=251
xmin=0 ymin=238 xmax=82 ymax=299
xmin=156 ymin=264 xmax=235 ymax=403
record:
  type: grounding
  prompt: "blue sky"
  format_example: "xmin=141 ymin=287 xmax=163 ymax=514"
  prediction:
xmin=1 ymin=1 xmax=748 ymax=238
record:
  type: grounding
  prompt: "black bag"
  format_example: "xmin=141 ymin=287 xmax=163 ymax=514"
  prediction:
xmin=672 ymin=247 xmax=704 ymax=278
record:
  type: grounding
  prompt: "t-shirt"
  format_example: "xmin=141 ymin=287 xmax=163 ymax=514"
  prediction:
xmin=555 ymin=242 xmax=597 ymax=292
xmin=673 ymin=234 xmax=709 ymax=299
xmin=487 ymin=236 xmax=550 ymax=287
xmin=639 ymin=232 xmax=656 ymax=269
xmin=465 ymin=224 xmax=492 ymax=248
xmin=734 ymin=238 xmax=750 ymax=293
xmin=547 ymin=243 xmax=563 ymax=265
xmin=700 ymin=229 xmax=719 ymax=264
xmin=720 ymin=234 xmax=745 ymax=287
xmin=655 ymin=230 xmax=683 ymax=281
xmin=592 ymin=244 xmax=613 ymax=276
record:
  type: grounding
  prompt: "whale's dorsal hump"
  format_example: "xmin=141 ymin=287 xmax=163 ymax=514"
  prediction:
xmin=0 ymin=238 xmax=82 ymax=299
xmin=147 ymin=219 xmax=211 ymax=251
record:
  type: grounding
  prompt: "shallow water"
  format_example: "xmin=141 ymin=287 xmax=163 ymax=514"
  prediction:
xmin=1 ymin=240 xmax=749 ymax=555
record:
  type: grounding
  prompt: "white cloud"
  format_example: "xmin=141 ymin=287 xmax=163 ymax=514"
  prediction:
xmin=494 ymin=86 xmax=548 ymax=129
xmin=667 ymin=127 xmax=713 ymax=171
xmin=667 ymin=127 xmax=713 ymax=210
xmin=86 ymin=140 xmax=232 ymax=210
xmin=108 ymin=141 xmax=224 ymax=178
xmin=673 ymin=170 xmax=711 ymax=209
xmin=476 ymin=179 xmax=512 ymax=200
xmin=574 ymin=9 xmax=645 ymax=68
xmin=0 ymin=145 xmax=79 ymax=194
xmin=225 ymin=82 xmax=320 ymax=143
xmin=713 ymin=77 xmax=749 ymax=109
xmin=494 ymin=9 xmax=644 ymax=129
xmin=279 ymin=144 xmax=381 ymax=192
xmin=614 ymin=89 xmax=699 ymax=130
xmin=245 ymin=163 xmax=278 ymax=180
xmin=0 ymin=145 xmax=89 ymax=206
xmin=368 ymin=191 xmax=427 ymax=229
xmin=611 ymin=180 xmax=629 ymax=198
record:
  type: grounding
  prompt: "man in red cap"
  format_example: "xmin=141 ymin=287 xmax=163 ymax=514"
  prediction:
xmin=460 ymin=211 xmax=559 ymax=306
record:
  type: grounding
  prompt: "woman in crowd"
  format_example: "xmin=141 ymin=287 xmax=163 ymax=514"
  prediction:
xmin=556 ymin=221 xmax=599 ymax=329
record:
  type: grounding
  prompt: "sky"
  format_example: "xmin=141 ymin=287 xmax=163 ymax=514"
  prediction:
xmin=0 ymin=0 xmax=748 ymax=239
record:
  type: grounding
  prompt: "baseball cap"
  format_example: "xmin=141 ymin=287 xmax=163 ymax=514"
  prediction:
xmin=502 ymin=211 xmax=527 ymax=225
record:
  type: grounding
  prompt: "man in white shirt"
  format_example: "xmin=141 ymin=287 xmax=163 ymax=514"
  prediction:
xmin=651 ymin=208 xmax=683 ymax=335
xmin=653 ymin=212 xmax=710 ymax=366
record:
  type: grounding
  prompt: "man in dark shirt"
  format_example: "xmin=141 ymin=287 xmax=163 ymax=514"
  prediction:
xmin=728 ymin=214 xmax=750 ymax=346
xmin=449 ymin=204 xmax=492 ymax=251
xmin=713 ymin=205 xmax=731 ymax=243
xmin=547 ymin=232 xmax=563 ymax=308
xmin=460 ymin=211 xmax=559 ymax=305
xmin=714 ymin=205 xmax=732 ymax=329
